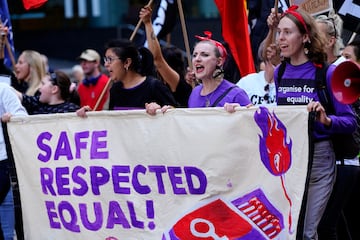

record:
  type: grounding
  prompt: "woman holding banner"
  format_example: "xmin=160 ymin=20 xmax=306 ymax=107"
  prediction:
xmin=269 ymin=5 xmax=356 ymax=239
xmin=146 ymin=31 xmax=251 ymax=114
xmin=0 ymin=85 xmax=28 ymax=240
xmin=103 ymin=38 xmax=177 ymax=111
xmin=17 ymin=70 xmax=80 ymax=115
xmin=186 ymin=32 xmax=251 ymax=109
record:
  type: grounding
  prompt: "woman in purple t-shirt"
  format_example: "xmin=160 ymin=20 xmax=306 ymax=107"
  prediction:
xmin=187 ymin=31 xmax=251 ymax=108
xmin=146 ymin=31 xmax=251 ymax=115
xmin=268 ymin=5 xmax=357 ymax=239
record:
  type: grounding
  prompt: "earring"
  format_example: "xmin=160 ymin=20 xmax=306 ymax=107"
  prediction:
xmin=125 ymin=66 xmax=128 ymax=71
xmin=304 ymin=48 xmax=309 ymax=55
xmin=212 ymin=65 xmax=224 ymax=79
xmin=304 ymin=40 xmax=311 ymax=55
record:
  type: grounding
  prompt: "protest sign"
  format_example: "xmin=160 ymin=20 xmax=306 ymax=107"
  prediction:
xmin=7 ymin=106 xmax=309 ymax=239
xmin=290 ymin=0 xmax=333 ymax=15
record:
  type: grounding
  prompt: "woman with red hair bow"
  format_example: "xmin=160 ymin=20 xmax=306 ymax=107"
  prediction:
xmin=187 ymin=31 xmax=251 ymax=108
xmin=268 ymin=5 xmax=356 ymax=239
xmin=146 ymin=31 xmax=251 ymax=114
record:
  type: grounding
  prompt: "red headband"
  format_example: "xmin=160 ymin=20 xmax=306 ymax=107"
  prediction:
xmin=282 ymin=5 xmax=309 ymax=35
xmin=195 ymin=31 xmax=228 ymax=60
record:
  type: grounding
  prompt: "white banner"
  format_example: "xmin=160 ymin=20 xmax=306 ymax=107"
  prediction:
xmin=7 ymin=106 xmax=309 ymax=240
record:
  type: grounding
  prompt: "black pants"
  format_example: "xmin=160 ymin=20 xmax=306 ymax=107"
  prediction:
xmin=343 ymin=170 xmax=360 ymax=240
xmin=318 ymin=164 xmax=360 ymax=239
xmin=0 ymin=160 xmax=10 ymax=205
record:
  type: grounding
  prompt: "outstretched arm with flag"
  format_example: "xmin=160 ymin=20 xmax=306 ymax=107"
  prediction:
xmin=214 ymin=0 xmax=256 ymax=77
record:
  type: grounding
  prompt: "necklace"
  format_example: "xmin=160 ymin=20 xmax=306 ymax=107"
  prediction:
xmin=203 ymin=81 xmax=220 ymax=107
xmin=205 ymin=91 xmax=216 ymax=107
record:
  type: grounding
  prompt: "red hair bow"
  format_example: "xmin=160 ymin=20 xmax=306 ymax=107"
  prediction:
xmin=195 ymin=31 xmax=228 ymax=60
xmin=287 ymin=5 xmax=299 ymax=12
xmin=283 ymin=5 xmax=309 ymax=35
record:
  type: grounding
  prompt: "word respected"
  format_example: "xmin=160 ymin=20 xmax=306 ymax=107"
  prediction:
xmin=40 ymin=165 xmax=208 ymax=196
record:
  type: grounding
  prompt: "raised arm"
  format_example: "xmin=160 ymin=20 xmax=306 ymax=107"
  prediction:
xmin=139 ymin=6 xmax=180 ymax=92
xmin=261 ymin=8 xmax=281 ymax=63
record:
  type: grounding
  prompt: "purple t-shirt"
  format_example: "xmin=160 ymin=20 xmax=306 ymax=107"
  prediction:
xmin=188 ymin=79 xmax=251 ymax=108
xmin=274 ymin=61 xmax=356 ymax=140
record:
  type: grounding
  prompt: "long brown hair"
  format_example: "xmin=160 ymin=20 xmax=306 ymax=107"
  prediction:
xmin=281 ymin=8 xmax=327 ymax=64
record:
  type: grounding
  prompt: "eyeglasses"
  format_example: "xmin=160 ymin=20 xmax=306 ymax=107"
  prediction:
xmin=49 ymin=72 xmax=58 ymax=85
xmin=103 ymin=56 xmax=121 ymax=64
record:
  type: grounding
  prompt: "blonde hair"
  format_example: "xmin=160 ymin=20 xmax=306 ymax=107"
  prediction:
xmin=316 ymin=10 xmax=344 ymax=57
xmin=21 ymin=50 xmax=47 ymax=96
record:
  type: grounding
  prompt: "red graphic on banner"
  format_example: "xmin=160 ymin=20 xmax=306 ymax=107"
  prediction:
xmin=172 ymin=199 xmax=252 ymax=239
xmin=254 ymin=107 xmax=294 ymax=233
xmin=238 ymin=197 xmax=281 ymax=238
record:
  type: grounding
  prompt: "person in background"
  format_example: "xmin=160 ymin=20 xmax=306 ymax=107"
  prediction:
xmin=77 ymin=38 xmax=178 ymax=116
xmin=342 ymin=40 xmax=360 ymax=62
xmin=139 ymin=6 xmax=192 ymax=107
xmin=0 ymin=82 xmax=28 ymax=240
xmin=15 ymin=50 xmax=46 ymax=96
xmin=11 ymin=70 xmax=79 ymax=240
xmin=40 ymin=54 xmax=51 ymax=73
xmin=0 ymin=27 xmax=27 ymax=94
xmin=71 ymin=64 xmax=84 ymax=86
xmin=316 ymin=10 xmax=345 ymax=66
xmin=236 ymin=41 xmax=280 ymax=105
xmin=316 ymin=11 xmax=360 ymax=240
xmin=268 ymin=5 xmax=356 ymax=239
xmin=16 ymin=70 xmax=80 ymax=115
xmin=77 ymin=49 xmax=110 ymax=111
xmin=0 ymin=26 xmax=43 ymax=240
xmin=185 ymin=65 xmax=198 ymax=88
xmin=247 ymin=0 xmax=278 ymax=68
xmin=338 ymin=40 xmax=360 ymax=240
xmin=69 ymin=64 xmax=83 ymax=106
xmin=222 ymin=41 xmax=241 ymax=83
